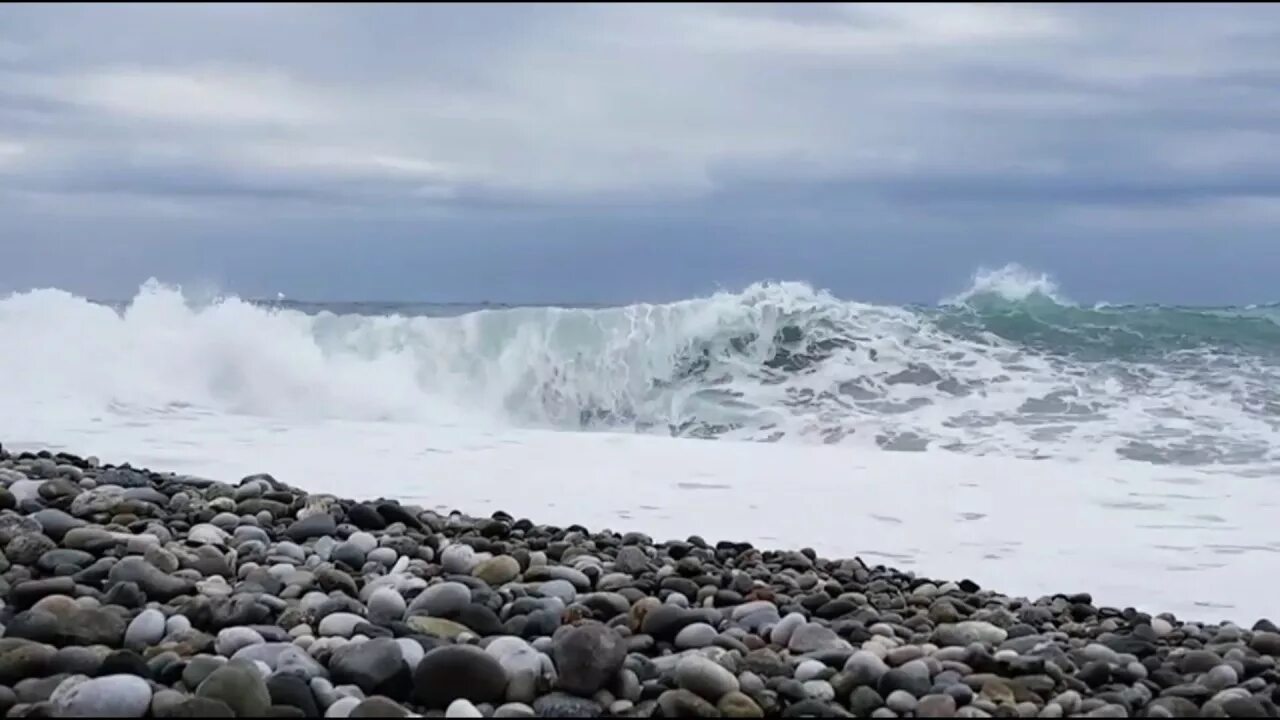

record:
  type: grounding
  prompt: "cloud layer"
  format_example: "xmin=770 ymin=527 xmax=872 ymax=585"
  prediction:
xmin=3 ymin=4 xmax=1280 ymax=302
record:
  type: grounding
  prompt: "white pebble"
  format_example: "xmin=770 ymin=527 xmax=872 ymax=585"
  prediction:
xmin=325 ymin=696 xmax=361 ymax=718
xmin=446 ymin=699 xmax=484 ymax=718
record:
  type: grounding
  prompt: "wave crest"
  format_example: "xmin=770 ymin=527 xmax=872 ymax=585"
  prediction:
xmin=4 ymin=267 xmax=1280 ymax=468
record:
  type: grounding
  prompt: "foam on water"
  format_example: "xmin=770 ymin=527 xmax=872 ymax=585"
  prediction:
xmin=5 ymin=271 xmax=1280 ymax=467
xmin=4 ymin=414 xmax=1275 ymax=624
xmin=4 ymin=268 xmax=1280 ymax=623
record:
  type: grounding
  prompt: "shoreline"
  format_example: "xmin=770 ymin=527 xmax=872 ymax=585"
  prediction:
xmin=0 ymin=444 xmax=1276 ymax=718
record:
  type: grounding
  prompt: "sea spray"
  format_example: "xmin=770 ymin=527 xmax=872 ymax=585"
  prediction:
xmin=4 ymin=265 xmax=1280 ymax=468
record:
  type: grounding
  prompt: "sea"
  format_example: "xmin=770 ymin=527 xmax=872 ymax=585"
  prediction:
xmin=2 ymin=265 xmax=1276 ymax=623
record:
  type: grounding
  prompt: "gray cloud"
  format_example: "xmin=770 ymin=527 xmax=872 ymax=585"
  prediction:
xmin=3 ymin=4 xmax=1280 ymax=303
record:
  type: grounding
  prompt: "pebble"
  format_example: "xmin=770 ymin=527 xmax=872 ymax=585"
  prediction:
xmin=123 ymin=608 xmax=166 ymax=650
xmin=412 ymin=645 xmax=507 ymax=709
xmin=675 ymin=654 xmax=740 ymax=701
xmin=50 ymin=674 xmax=153 ymax=717
xmin=675 ymin=622 xmax=719 ymax=649
xmin=551 ymin=623 xmax=627 ymax=696
xmin=196 ymin=662 xmax=272 ymax=717
xmin=407 ymin=582 xmax=472 ymax=617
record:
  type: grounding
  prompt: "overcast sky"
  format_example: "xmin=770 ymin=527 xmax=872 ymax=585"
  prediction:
xmin=3 ymin=3 xmax=1280 ymax=304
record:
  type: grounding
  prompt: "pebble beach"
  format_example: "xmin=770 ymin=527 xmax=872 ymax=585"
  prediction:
xmin=0 ymin=445 xmax=1276 ymax=718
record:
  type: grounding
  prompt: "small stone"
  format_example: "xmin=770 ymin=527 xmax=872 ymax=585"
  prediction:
xmin=405 ymin=616 xmax=471 ymax=641
xmin=50 ymin=674 xmax=153 ymax=718
xmin=328 ymin=638 xmax=405 ymax=693
xmin=788 ymin=623 xmax=851 ymax=653
xmin=349 ymin=697 xmax=411 ymax=718
xmin=981 ymin=678 xmax=1015 ymax=706
xmin=878 ymin=668 xmax=931 ymax=698
xmin=326 ymin=696 xmax=362 ymax=717
xmin=531 ymin=693 xmax=603 ymax=718
xmin=445 ymin=699 xmax=484 ymax=718
xmin=803 ymin=680 xmax=835 ymax=702
xmin=196 ymin=663 xmax=272 ymax=717
xmin=215 ymin=627 xmax=266 ymax=657
xmin=794 ymin=659 xmax=828 ymax=683
xmin=108 ymin=557 xmax=194 ymax=601
xmin=675 ymin=623 xmax=719 ymax=650
xmin=441 ymin=544 xmax=478 ymax=574
xmin=124 ymin=609 xmax=166 ymax=651
xmin=367 ymin=588 xmax=407 ymax=624
xmin=267 ymin=675 xmax=320 ymax=718
xmin=1178 ymin=650 xmax=1223 ymax=674
xmin=7 ymin=533 xmax=56 ymax=565
xmin=918 ymin=694 xmax=958 ymax=717
xmin=769 ymin=613 xmax=807 ymax=646
xmin=473 ymin=556 xmax=520 ymax=586
xmin=1249 ymin=632 xmax=1280 ymax=657
xmin=845 ymin=651 xmax=891 ymax=687
xmin=934 ymin=621 xmax=1008 ymax=647
xmin=1203 ymin=664 xmax=1238 ymax=692
xmin=675 ymin=655 xmax=740 ymax=702
xmin=484 ymin=637 xmax=549 ymax=705
xmin=406 ymin=582 xmax=472 ymax=618
xmin=658 ymin=689 xmax=720 ymax=718
xmin=493 ymin=702 xmax=536 ymax=718
xmin=332 ymin=542 xmax=367 ymax=569
xmin=411 ymin=645 xmax=506 ymax=708
xmin=319 ymin=613 xmax=367 ymax=638
xmin=718 ymin=691 xmax=764 ymax=718
xmin=850 ymin=686 xmax=886 ymax=717
xmin=552 ymin=623 xmax=627 ymax=696
xmin=284 ymin=514 xmax=337 ymax=542
xmin=887 ymin=689 xmax=918 ymax=714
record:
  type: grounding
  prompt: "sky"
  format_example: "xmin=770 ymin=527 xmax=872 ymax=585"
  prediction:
xmin=3 ymin=3 xmax=1280 ymax=305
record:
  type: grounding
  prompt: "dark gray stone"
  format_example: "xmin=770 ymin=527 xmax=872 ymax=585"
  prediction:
xmin=283 ymin=514 xmax=336 ymax=542
xmin=328 ymin=638 xmax=404 ymax=693
xmin=411 ymin=645 xmax=506 ymax=709
xmin=551 ymin=623 xmax=628 ymax=696
xmin=196 ymin=663 xmax=271 ymax=717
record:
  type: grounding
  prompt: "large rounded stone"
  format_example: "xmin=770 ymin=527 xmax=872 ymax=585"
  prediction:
xmin=50 ymin=674 xmax=153 ymax=717
xmin=675 ymin=623 xmax=718 ymax=650
xmin=718 ymin=691 xmax=765 ymax=717
xmin=844 ymin=651 xmax=891 ymax=687
xmin=550 ymin=623 xmax=627 ymax=696
xmin=473 ymin=556 xmax=520 ymax=586
xmin=412 ymin=645 xmax=507 ymax=708
xmin=329 ymin=638 xmax=405 ymax=693
xmin=406 ymin=582 xmax=472 ymax=618
xmin=124 ymin=609 xmax=166 ymax=651
xmin=108 ymin=557 xmax=194 ymax=601
xmin=441 ymin=544 xmax=478 ymax=574
xmin=658 ymin=689 xmax=720 ymax=717
xmin=485 ymin=637 xmax=553 ymax=704
xmin=196 ymin=662 xmax=271 ymax=717
xmin=676 ymin=655 xmax=740 ymax=702
xmin=350 ymin=696 xmax=412 ymax=717
xmin=933 ymin=621 xmax=1008 ymax=647
xmin=367 ymin=588 xmax=407 ymax=624
xmin=283 ymin=513 xmax=336 ymax=542
xmin=267 ymin=674 xmax=320 ymax=717
xmin=7 ymin=533 xmax=56 ymax=565
xmin=215 ymin=627 xmax=265 ymax=657
xmin=0 ymin=641 xmax=58 ymax=684
xmin=531 ymin=693 xmax=602 ymax=718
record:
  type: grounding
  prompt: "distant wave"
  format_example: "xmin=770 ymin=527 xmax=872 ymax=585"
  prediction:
xmin=5 ymin=265 xmax=1280 ymax=468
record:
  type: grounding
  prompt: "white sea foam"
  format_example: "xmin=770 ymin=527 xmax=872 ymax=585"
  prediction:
xmin=3 ymin=414 xmax=1274 ymax=624
xmin=4 ymin=273 xmax=1279 ymax=624
xmin=4 ymin=275 xmax=1277 ymax=467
